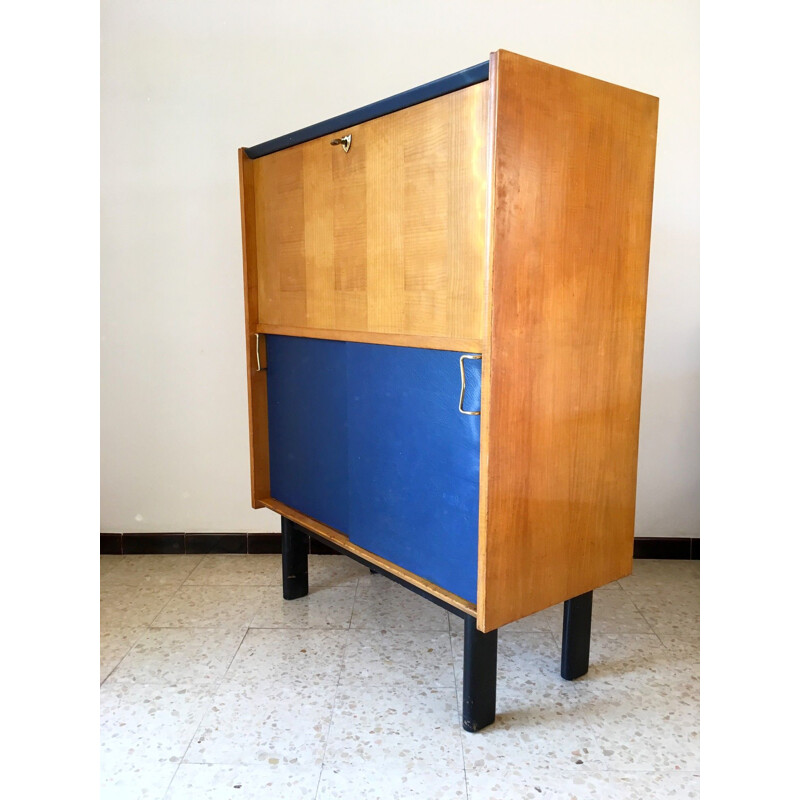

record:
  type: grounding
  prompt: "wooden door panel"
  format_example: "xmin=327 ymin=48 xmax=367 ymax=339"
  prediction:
xmin=252 ymin=82 xmax=488 ymax=343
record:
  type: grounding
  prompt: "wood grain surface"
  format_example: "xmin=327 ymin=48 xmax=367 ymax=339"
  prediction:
xmin=478 ymin=51 xmax=659 ymax=631
xmin=252 ymin=83 xmax=488 ymax=342
xmin=239 ymin=149 xmax=270 ymax=508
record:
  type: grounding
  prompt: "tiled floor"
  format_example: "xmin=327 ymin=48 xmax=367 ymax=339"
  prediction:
xmin=100 ymin=555 xmax=699 ymax=799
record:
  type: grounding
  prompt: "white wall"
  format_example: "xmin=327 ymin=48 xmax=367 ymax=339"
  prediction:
xmin=100 ymin=0 xmax=699 ymax=537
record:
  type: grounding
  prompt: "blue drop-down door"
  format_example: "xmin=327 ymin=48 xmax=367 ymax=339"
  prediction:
xmin=266 ymin=335 xmax=481 ymax=603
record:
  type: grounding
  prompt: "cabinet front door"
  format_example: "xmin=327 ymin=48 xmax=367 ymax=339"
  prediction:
xmin=266 ymin=335 xmax=481 ymax=602
xmin=252 ymin=83 xmax=488 ymax=342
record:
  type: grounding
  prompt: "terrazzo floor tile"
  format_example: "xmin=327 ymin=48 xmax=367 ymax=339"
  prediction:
xmin=584 ymin=584 xmax=655 ymax=634
xmin=100 ymin=683 xmax=214 ymax=762
xmin=618 ymin=560 xmax=699 ymax=592
xmin=657 ymin=634 xmax=701 ymax=658
xmin=582 ymin=632 xmax=676 ymax=680
xmin=100 ymin=627 xmax=146 ymax=684
xmin=317 ymin=762 xmax=468 ymax=799
xmin=184 ymin=682 xmax=334 ymax=767
xmin=224 ymin=628 xmax=348 ymax=687
xmin=101 ymin=555 xmax=205 ymax=587
xmin=340 ymin=628 xmax=456 ymax=689
xmin=465 ymin=766 xmax=700 ymax=799
xmin=151 ymin=585 xmax=263 ymax=628
xmin=575 ymin=635 xmax=699 ymax=710
xmin=101 ymin=586 xmax=179 ymax=629
xmin=308 ymin=554 xmax=371 ymax=588
xmin=100 ymin=752 xmax=181 ymax=800
xmin=581 ymin=699 xmax=699 ymax=772
xmin=542 ymin=586 xmax=655 ymax=642
xmin=101 ymin=555 xmax=123 ymax=579
xmin=250 ymin=584 xmax=356 ymax=629
xmin=627 ymin=592 xmax=700 ymax=637
xmin=575 ymin=641 xmax=699 ymax=772
xmin=459 ymin=680 xmax=601 ymax=772
xmin=105 ymin=627 xmax=248 ymax=686
xmin=502 ymin=604 xmax=561 ymax=633
xmin=183 ymin=554 xmax=283 ymax=586
xmin=324 ymin=684 xmax=464 ymax=771
xmin=98 ymin=555 xmax=700 ymax=798
xmin=350 ymin=575 xmax=449 ymax=631
xmin=164 ymin=762 xmax=321 ymax=799
xmin=451 ymin=630 xmax=563 ymax=695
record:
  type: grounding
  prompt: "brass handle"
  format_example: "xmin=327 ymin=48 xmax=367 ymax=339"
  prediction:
xmin=330 ymin=134 xmax=352 ymax=153
xmin=459 ymin=354 xmax=482 ymax=415
xmin=255 ymin=333 xmax=265 ymax=372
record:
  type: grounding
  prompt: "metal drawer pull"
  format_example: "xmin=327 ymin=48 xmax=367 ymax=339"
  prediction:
xmin=330 ymin=134 xmax=352 ymax=153
xmin=459 ymin=354 xmax=482 ymax=415
xmin=255 ymin=333 xmax=265 ymax=372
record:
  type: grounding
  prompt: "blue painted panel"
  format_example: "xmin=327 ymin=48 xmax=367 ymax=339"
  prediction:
xmin=346 ymin=344 xmax=481 ymax=603
xmin=266 ymin=336 xmax=350 ymax=533
xmin=266 ymin=336 xmax=481 ymax=603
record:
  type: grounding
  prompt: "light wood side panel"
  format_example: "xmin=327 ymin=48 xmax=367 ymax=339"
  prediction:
xmin=263 ymin=497 xmax=477 ymax=617
xmin=478 ymin=52 xmax=659 ymax=632
xmin=252 ymin=82 xmax=488 ymax=342
xmin=238 ymin=149 xmax=269 ymax=508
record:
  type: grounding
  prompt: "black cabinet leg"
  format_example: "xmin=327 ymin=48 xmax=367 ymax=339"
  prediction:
xmin=281 ymin=517 xmax=308 ymax=600
xmin=561 ymin=590 xmax=593 ymax=680
xmin=462 ymin=617 xmax=498 ymax=732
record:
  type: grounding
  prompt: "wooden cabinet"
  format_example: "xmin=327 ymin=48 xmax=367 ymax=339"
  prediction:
xmin=239 ymin=50 xmax=658 ymax=716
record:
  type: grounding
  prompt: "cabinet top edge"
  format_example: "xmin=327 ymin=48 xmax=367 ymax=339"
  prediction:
xmin=242 ymin=60 xmax=490 ymax=160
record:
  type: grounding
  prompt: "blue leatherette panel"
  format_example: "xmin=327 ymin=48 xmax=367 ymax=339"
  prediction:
xmin=346 ymin=344 xmax=481 ymax=603
xmin=266 ymin=336 xmax=350 ymax=533
xmin=266 ymin=336 xmax=481 ymax=603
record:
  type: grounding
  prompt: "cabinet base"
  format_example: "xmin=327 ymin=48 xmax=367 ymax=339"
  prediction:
xmin=561 ymin=590 xmax=593 ymax=681
xmin=463 ymin=616 xmax=497 ymax=731
xmin=279 ymin=516 xmax=595 ymax=731
xmin=281 ymin=518 xmax=309 ymax=600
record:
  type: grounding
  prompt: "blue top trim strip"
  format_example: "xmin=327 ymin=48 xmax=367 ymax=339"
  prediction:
xmin=244 ymin=60 xmax=489 ymax=159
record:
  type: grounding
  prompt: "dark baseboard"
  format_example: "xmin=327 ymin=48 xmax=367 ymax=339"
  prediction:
xmin=101 ymin=532 xmax=698 ymax=559
xmin=100 ymin=533 xmax=123 ymax=555
xmin=100 ymin=532 xmax=337 ymax=556
xmin=634 ymin=537 xmax=700 ymax=560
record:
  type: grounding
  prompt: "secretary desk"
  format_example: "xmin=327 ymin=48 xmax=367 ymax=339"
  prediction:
xmin=238 ymin=49 xmax=658 ymax=731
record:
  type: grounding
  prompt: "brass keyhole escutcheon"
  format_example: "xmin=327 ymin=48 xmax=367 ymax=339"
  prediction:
xmin=330 ymin=134 xmax=352 ymax=153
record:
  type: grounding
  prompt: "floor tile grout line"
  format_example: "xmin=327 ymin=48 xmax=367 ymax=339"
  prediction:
xmin=99 ymin=626 xmax=148 ymax=687
xmin=448 ymin=614 xmax=471 ymax=800
xmin=624 ymin=593 xmax=666 ymax=639
xmin=313 ymin=622 xmax=350 ymax=800
xmin=100 ymin=556 xmax=698 ymax=793
xmin=165 ymin=674 xmax=231 ymax=800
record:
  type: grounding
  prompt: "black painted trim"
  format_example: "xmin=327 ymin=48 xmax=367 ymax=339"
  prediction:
xmin=244 ymin=61 xmax=490 ymax=159
xmin=293 ymin=522 xmax=471 ymax=620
